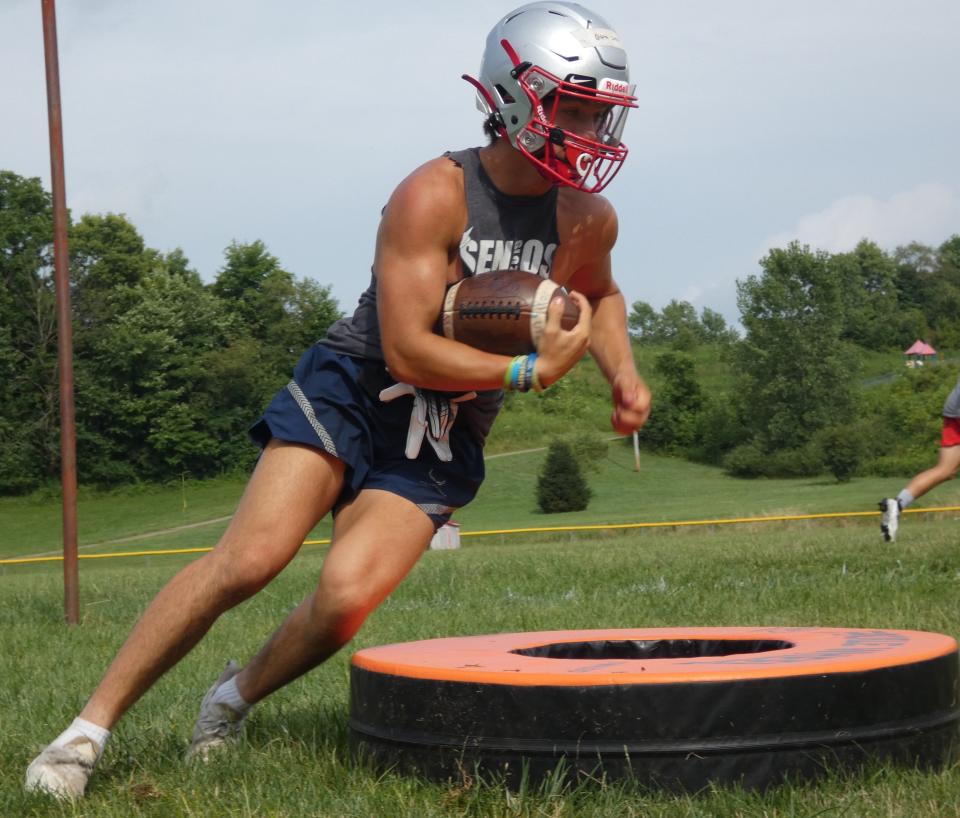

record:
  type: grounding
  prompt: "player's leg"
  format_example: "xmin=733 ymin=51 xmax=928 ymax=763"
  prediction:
xmin=903 ymin=444 xmax=960 ymax=502
xmin=881 ymin=418 xmax=960 ymax=542
xmin=26 ymin=439 xmax=343 ymax=799
xmin=186 ymin=488 xmax=434 ymax=758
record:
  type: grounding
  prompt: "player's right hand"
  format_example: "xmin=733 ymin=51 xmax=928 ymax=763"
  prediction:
xmin=535 ymin=290 xmax=592 ymax=388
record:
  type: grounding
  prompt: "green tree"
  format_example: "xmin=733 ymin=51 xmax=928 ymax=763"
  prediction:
xmin=212 ymin=240 xmax=293 ymax=341
xmin=212 ymin=240 xmax=341 ymax=372
xmin=892 ymin=238 xmax=960 ymax=349
xmin=734 ymin=242 xmax=857 ymax=463
xmin=277 ymin=277 xmax=343 ymax=356
xmin=659 ymin=299 xmax=702 ymax=350
xmin=627 ymin=299 xmax=659 ymax=341
xmin=928 ymin=236 xmax=960 ymax=348
xmin=836 ymin=240 xmax=900 ymax=349
xmin=77 ymin=264 xmax=245 ymax=483
xmin=938 ymin=234 xmax=960 ymax=286
xmin=0 ymin=171 xmax=58 ymax=490
xmin=628 ymin=299 xmax=720 ymax=349
xmin=700 ymin=307 xmax=739 ymax=345
xmin=71 ymin=213 xmax=152 ymax=339
xmin=536 ymin=440 xmax=591 ymax=513
xmin=160 ymin=247 xmax=203 ymax=285
xmin=641 ymin=351 xmax=704 ymax=453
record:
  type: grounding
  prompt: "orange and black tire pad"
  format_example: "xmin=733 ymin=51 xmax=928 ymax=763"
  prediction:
xmin=349 ymin=627 xmax=960 ymax=790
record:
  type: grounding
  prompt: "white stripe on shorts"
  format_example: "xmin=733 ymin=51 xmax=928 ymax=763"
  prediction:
xmin=418 ymin=503 xmax=455 ymax=517
xmin=286 ymin=380 xmax=338 ymax=458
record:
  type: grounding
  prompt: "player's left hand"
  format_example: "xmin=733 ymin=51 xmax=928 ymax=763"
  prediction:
xmin=610 ymin=372 xmax=651 ymax=435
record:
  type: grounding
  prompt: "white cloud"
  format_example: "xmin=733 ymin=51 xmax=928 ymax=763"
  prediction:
xmin=760 ymin=183 xmax=960 ymax=256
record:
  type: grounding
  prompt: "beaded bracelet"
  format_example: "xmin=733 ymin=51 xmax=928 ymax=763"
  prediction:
xmin=503 ymin=354 xmax=544 ymax=393
xmin=530 ymin=355 xmax=544 ymax=393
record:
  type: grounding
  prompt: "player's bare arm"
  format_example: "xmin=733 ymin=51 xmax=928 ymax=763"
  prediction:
xmin=558 ymin=192 xmax=651 ymax=433
xmin=376 ymin=157 xmax=589 ymax=391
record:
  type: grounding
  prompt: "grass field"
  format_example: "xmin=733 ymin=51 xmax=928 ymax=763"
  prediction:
xmin=2 ymin=444 xmax=960 ymax=816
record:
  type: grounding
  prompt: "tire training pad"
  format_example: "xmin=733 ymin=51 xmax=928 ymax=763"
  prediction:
xmin=349 ymin=627 xmax=960 ymax=791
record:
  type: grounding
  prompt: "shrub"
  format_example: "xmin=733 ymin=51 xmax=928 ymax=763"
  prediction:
xmin=722 ymin=442 xmax=768 ymax=477
xmin=690 ymin=397 xmax=749 ymax=466
xmin=764 ymin=441 xmax=826 ymax=478
xmin=815 ymin=424 xmax=864 ymax=482
xmin=536 ymin=440 xmax=592 ymax=513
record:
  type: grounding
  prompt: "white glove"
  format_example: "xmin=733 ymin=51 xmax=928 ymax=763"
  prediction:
xmin=379 ymin=384 xmax=477 ymax=462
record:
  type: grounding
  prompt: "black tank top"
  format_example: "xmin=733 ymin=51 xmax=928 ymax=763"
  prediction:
xmin=323 ymin=147 xmax=561 ymax=440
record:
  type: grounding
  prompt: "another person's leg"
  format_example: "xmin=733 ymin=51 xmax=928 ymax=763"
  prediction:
xmin=901 ymin=445 xmax=960 ymax=505
xmin=27 ymin=439 xmax=344 ymax=798
xmin=881 ymin=438 xmax=960 ymax=542
xmin=188 ymin=488 xmax=435 ymax=757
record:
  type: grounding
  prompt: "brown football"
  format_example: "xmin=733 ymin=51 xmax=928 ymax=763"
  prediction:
xmin=440 ymin=269 xmax=580 ymax=356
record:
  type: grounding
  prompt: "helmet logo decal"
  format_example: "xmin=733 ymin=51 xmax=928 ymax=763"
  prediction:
xmin=570 ymin=27 xmax=624 ymax=49
xmin=566 ymin=74 xmax=597 ymax=89
xmin=599 ymin=78 xmax=629 ymax=95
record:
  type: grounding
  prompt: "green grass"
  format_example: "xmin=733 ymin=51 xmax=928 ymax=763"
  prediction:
xmin=5 ymin=440 xmax=960 ymax=560
xmin=2 ymin=446 xmax=960 ymax=815
xmin=3 ymin=518 xmax=960 ymax=815
xmin=0 ymin=475 xmax=250 ymax=559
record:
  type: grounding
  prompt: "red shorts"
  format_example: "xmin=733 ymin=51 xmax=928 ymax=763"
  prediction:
xmin=942 ymin=416 xmax=960 ymax=448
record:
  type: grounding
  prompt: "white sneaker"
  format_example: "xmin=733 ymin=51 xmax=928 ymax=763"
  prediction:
xmin=186 ymin=660 xmax=248 ymax=762
xmin=879 ymin=498 xmax=900 ymax=542
xmin=25 ymin=735 xmax=99 ymax=800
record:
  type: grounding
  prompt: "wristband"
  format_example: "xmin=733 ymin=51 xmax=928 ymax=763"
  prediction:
xmin=504 ymin=355 xmax=542 ymax=393
xmin=529 ymin=354 xmax=544 ymax=392
xmin=504 ymin=356 xmax=525 ymax=391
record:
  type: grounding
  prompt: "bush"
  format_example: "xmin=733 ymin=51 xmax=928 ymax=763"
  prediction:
xmin=690 ymin=397 xmax=749 ymax=466
xmin=536 ymin=440 xmax=592 ymax=513
xmin=763 ymin=441 xmax=826 ymax=478
xmin=722 ymin=442 xmax=768 ymax=478
xmin=815 ymin=424 xmax=864 ymax=482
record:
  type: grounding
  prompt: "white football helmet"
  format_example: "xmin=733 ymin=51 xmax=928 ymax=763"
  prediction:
xmin=463 ymin=1 xmax=637 ymax=193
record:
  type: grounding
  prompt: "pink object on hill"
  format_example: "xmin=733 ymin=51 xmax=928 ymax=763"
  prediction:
xmin=904 ymin=340 xmax=937 ymax=356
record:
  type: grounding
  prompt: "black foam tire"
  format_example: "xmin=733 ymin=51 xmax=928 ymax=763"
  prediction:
xmin=349 ymin=627 xmax=960 ymax=791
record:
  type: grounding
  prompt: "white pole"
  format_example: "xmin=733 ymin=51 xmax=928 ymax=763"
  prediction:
xmin=632 ymin=430 xmax=640 ymax=472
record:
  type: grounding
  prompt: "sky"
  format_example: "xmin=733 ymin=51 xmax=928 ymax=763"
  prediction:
xmin=3 ymin=0 xmax=959 ymax=326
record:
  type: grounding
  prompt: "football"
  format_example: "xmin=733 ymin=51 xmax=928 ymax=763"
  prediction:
xmin=440 ymin=269 xmax=580 ymax=356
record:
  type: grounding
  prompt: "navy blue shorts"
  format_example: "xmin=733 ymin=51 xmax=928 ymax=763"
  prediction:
xmin=250 ymin=344 xmax=485 ymax=529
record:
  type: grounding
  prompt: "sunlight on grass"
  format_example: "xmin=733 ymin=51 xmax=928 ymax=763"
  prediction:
xmin=3 ymin=512 xmax=960 ymax=815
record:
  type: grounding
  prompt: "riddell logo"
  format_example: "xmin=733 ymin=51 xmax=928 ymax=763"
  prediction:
xmin=600 ymin=78 xmax=629 ymax=95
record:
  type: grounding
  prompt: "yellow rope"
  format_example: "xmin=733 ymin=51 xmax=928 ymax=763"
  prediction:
xmin=2 ymin=506 xmax=959 ymax=567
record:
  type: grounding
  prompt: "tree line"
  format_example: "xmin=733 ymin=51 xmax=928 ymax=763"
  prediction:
xmin=0 ymin=170 xmax=341 ymax=493
xmin=3 ymin=168 xmax=960 ymax=493
xmin=630 ymin=237 xmax=960 ymax=480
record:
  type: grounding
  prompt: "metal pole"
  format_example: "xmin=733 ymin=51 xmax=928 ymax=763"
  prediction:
xmin=632 ymin=430 xmax=640 ymax=472
xmin=41 ymin=0 xmax=80 ymax=625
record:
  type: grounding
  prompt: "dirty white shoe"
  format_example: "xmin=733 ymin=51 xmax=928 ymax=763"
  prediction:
xmin=186 ymin=660 xmax=248 ymax=762
xmin=25 ymin=735 xmax=99 ymax=800
xmin=879 ymin=498 xmax=900 ymax=542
